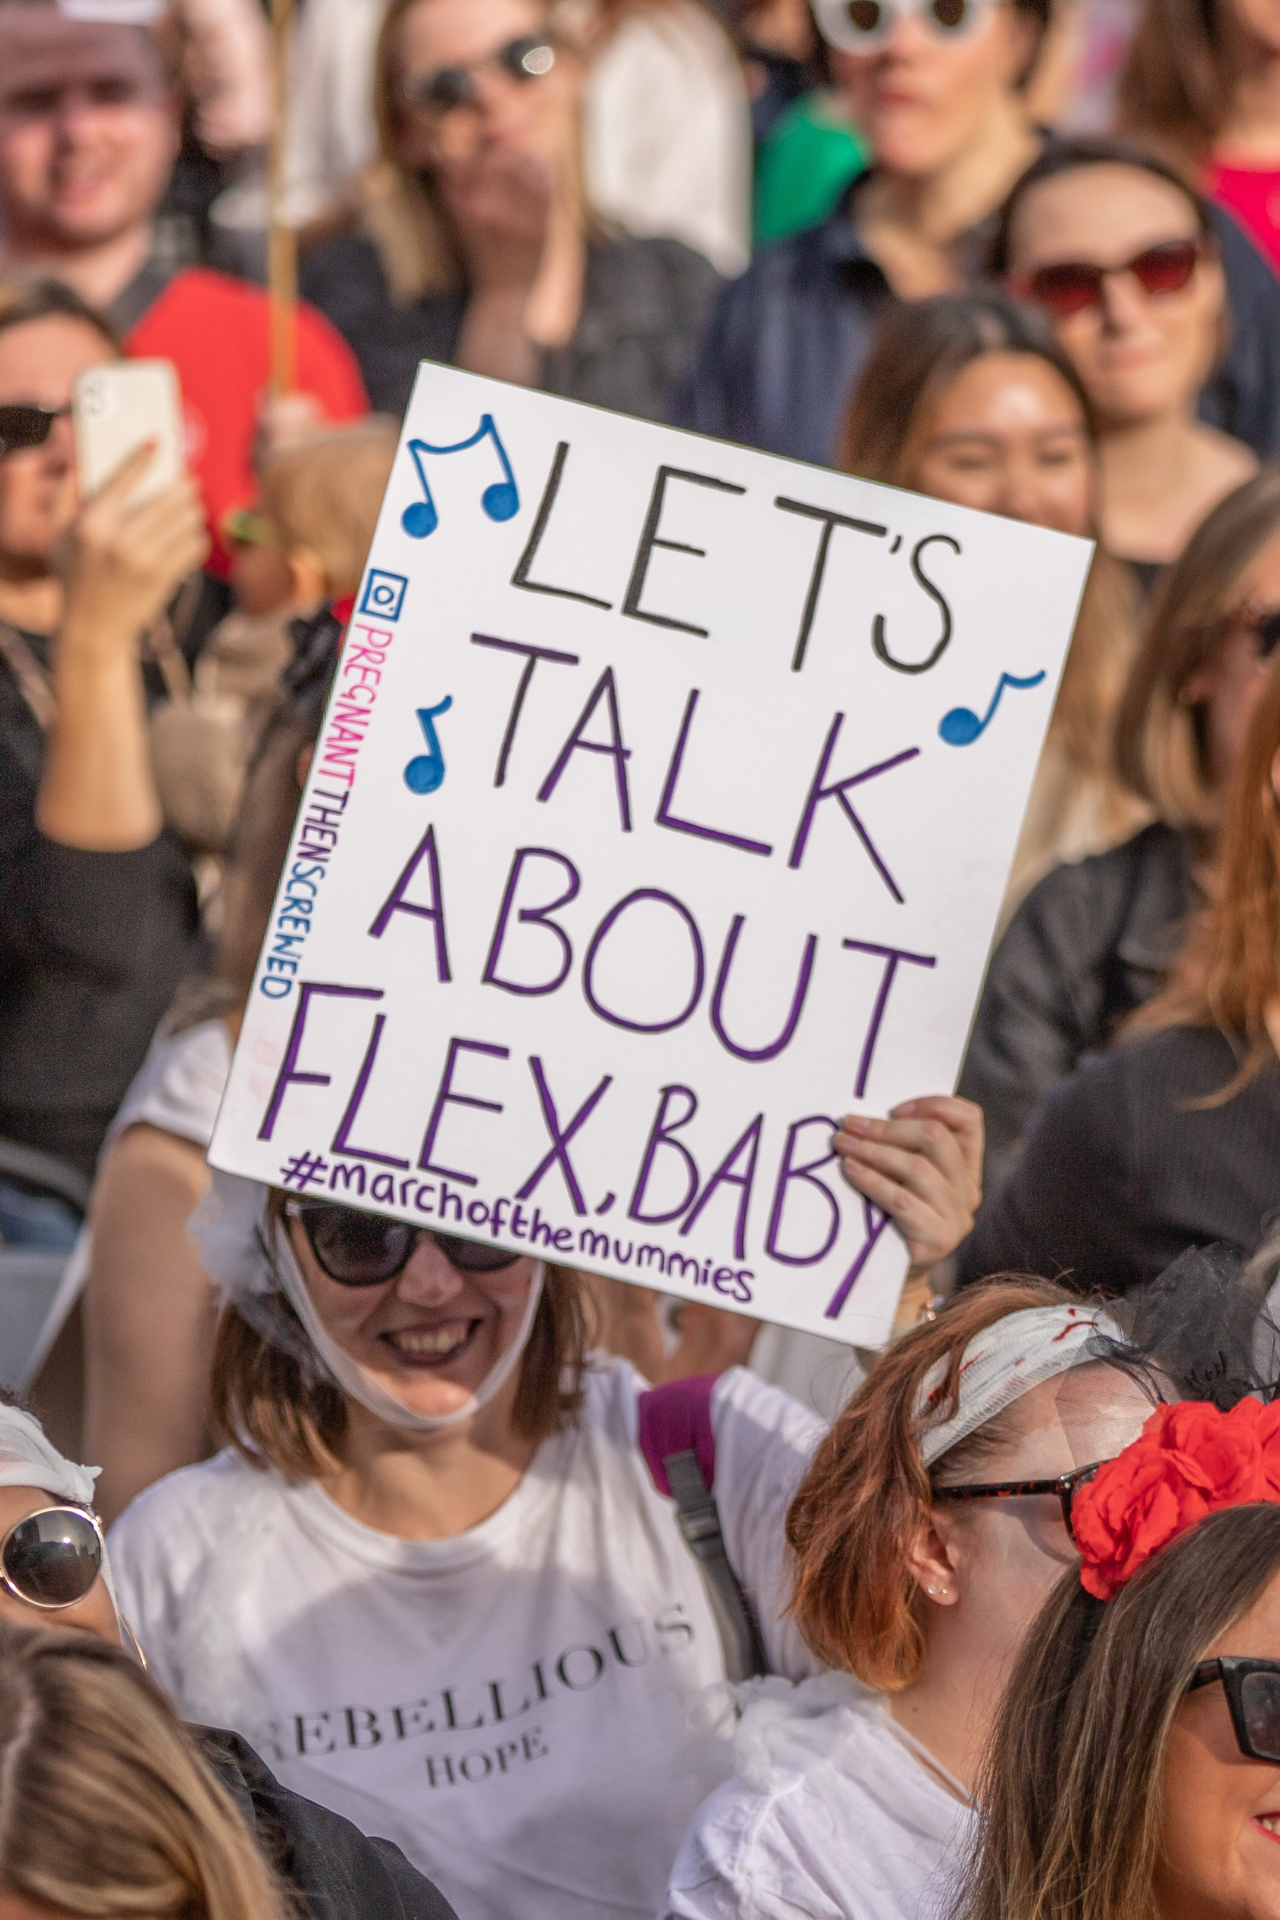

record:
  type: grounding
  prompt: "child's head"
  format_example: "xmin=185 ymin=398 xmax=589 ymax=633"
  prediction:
xmin=228 ymin=418 xmax=399 ymax=616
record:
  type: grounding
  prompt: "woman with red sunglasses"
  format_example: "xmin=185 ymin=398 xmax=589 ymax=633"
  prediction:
xmin=995 ymin=136 xmax=1256 ymax=598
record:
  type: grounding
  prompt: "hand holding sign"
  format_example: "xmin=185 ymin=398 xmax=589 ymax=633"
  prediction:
xmin=210 ymin=368 xmax=1090 ymax=1349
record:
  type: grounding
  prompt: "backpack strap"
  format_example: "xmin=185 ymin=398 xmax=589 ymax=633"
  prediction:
xmin=638 ymin=1375 xmax=770 ymax=1682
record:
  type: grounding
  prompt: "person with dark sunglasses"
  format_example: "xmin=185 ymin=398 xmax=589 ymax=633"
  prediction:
xmin=298 ymin=0 xmax=721 ymax=425
xmin=996 ymin=137 xmax=1256 ymax=601
xmin=0 ymin=1394 xmax=460 ymax=1920
xmin=663 ymin=1281 xmax=1154 ymax=1920
xmin=0 ymin=275 xmax=208 ymax=1245
xmin=107 ymin=1083 xmax=984 ymax=1920
xmin=962 ymin=1411 xmax=1280 ymax=1920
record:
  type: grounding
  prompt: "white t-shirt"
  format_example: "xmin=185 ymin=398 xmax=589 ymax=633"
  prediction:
xmin=110 ymin=1361 xmax=822 ymax=1920
xmin=664 ymin=1672 xmax=977 ymax=1920
xmin=103 ymin=1018 xmax=232 ymax=1156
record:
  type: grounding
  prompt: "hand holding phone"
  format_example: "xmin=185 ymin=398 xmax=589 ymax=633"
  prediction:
xmin=73 ymin=360 xmax=186 ymax=506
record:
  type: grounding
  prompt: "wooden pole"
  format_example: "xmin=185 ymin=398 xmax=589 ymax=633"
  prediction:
xmin=267 ymin=0 xmax=297 ymax=397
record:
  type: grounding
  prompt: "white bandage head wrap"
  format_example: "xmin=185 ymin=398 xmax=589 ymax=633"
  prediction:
xmin=192 ymin=1171 xmax=545 ymax=1435
xmin=916 ymin=1303 xmax=1126 ymax=1468
xmin=0 ymin=1403 xmax=117 ymax=1609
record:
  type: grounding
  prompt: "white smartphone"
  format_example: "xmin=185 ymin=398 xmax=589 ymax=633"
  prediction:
xmin=73 ymin=360 xmax=186 ymax=505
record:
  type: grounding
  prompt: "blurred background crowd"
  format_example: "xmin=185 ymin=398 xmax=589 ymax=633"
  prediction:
xmin=1 ymin=1 xmax=1280 ymax=1915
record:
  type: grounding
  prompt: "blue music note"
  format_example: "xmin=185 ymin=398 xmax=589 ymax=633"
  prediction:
xmin=404 ymin=697 xmax=453 ymax=794
xmin=939 ymin=669 xmax=1047 ymax=746
xmin=401 ymin=415 xmax=519 ymax=538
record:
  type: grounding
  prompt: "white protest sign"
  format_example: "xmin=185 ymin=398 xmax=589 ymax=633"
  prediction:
xmin=209 ymin=366 xmax=1091 ymax=1348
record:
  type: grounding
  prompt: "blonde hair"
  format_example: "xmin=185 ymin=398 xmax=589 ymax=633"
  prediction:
xmin=362 ymin=0 xmax=586 ymax=307
xmin=0 ymin=1624 xmax=291 ymax=1920
xmin=1115 ymin=468 xmax=1280 ymax=833
xmin=258 ymin=420 xmax=399 ymax=598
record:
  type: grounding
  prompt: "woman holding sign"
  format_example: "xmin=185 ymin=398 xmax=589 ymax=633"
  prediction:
xmin=106 ymin=1097 xmax=981 ymax=1920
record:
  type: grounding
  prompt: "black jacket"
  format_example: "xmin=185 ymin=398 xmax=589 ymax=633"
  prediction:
xmin=676 ymin=181 xmax=1280 ymax=466
xmin=301 ymin=230 xmax=722 ymax=424
xmin=959 ymin=823 xmax=1195 ymax=1196
xmin=0 ymin=633 xmax=201 ymax=1177
xmin=955 ymin=1026 xmax=1280 ymax=1296
xmin=196 ymin=1727 xmax=459 ymax=1920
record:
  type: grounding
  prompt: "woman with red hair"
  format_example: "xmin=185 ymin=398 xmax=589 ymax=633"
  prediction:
xmin=663 ymin=1279 xmax=1152 ymax=1920
xmin=956 ymin=642 xmax=1280 ymax=1296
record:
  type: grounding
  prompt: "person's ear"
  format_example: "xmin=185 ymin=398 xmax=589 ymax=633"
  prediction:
xmin=1270 ymin=743 xmax=1280 ymax=806
xmin=286 ymin=546 xmax=329 ymax=608
xmin=903 ymin=1508 xmax=962 ymax=1608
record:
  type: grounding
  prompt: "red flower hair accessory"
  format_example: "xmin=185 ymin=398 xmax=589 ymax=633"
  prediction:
xmin=1072 ymin=1398 xmax=1280 ymax=1600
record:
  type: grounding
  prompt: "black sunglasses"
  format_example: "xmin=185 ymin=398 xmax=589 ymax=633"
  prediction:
xmin=932 ymin=1460 xmax=1107 ymax=1543
xmin=1189 ymin=1657 xmax=1280 ymax=1763
xmin=1 ymin=1504 xmax=103 ymax=1609
xmin=0 ymin=403 xmax=68 ymax=459
xmin=1012 ymin=238 xmax=1203 ymax=320
xmin=285 ymin=1200 xmax=522 ymax=1288
xmin=402 ymin=34 xmax=556 ymax=117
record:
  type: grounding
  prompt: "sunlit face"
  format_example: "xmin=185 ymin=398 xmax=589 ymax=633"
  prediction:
xmin=0 ymin=1486 xmax=118 ymax=1645
xmin=0 ymin=10 xmax=178 ymax=249
xmin=830 ymin=3 xmax=1037 ymax=179
xmin=0 ymin=316 xmax=112 ymax=573
xmin=1154 ymin=1569 xmax=1280 ymax=1920
xmin=1005 ymin=166 xmax=1224 ymax=429
xmin=391 ymin=0 xmax=578 ymax=177
xmin=930 ymin=1364 xmax=1155 ymax=1648
xmin=289 ymin=1220 xmax=539 ymax=1422
xmin=1181 ymin=528 xmax=1280 ymax=792
xmin=906 ymin=351 xmax=1093 ymax=533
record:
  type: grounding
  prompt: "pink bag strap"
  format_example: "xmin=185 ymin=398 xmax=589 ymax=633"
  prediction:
xmin=637 ymin=1374 xmax=718 ymax=1498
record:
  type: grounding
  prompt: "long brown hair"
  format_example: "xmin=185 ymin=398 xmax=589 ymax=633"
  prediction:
xmin=1118 ymin=0 xmax=1240 ymax=166
xmin=840 ymin=291 xmax=1143 ymax=888
xmin=961 ymin=1502 xmax=1280 ymax=1920
xmin=0 ymin=1623 xmax=291 ymax=1920
xmin=211 ymin=1200 xmax=593 ymax=1478
xmin=786 ymin=1276 xmax=1085 ymax=1692
xmin=1115 ymin=468 xmax=1280 ymax=835
xmin=1127 ymin=643 xmax=1280 ymax=1093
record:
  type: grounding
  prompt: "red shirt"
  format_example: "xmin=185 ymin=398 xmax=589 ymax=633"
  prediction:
xmin=126 ymin=266 xmax=369 ymax=574
xmin=1206 ymin=162 xmax=1280 ymax=278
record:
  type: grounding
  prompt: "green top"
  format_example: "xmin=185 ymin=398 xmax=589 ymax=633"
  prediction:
xmin=754 ymin=89 xmax=870 ymax=249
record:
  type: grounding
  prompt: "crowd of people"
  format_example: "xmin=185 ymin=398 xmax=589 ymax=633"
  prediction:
xmin=0 ymin=0 xmax=1279 ymax=1915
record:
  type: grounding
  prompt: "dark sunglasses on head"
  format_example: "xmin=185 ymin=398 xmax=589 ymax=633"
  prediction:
xmin=932 ymin=1460 xmax=1107 ymax=1544
xmin=0 ymin=403 xmax=68 ymax=459
xmin=1 ymin=1504 xmax=103 ymax=1610
xmin=285 ymin=1200 xmax=522 ymax=1288
xmin=1012 ymin=238 xmax=1203 ymax=319
xmin=1189 ymin=1657 xmax=1280 ymax=1764
xmin=402 ymin=34 xmax=556 ymax=117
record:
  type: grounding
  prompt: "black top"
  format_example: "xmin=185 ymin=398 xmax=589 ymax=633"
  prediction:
xmin=0 ymin=633 xmax=201 ymax=1178
xmin=675 ymin=180 xmax=1280 ymax=466
xmin=955 ymin=1025 xmax=1280 ymax=1296
xmin=195 ymin=1727 xmax=459 ymax=1919
xmin=959 ymin=822 xmax=1196 ymax=1194
xmin=300 ymin=229 xmax=722 ymax=423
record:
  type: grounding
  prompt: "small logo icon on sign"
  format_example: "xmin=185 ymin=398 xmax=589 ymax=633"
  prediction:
xmin=360 ymin=570 xmax=409 ymax=622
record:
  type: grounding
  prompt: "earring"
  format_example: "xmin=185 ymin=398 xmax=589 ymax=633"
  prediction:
xmin=926 ymin=1584 xmax=937 ymax=1596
